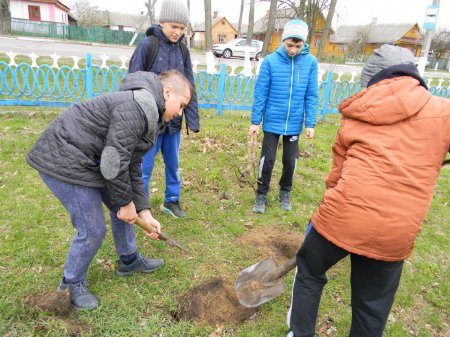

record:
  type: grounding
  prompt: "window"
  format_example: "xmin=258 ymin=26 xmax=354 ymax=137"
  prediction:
xmin=314 ymin=37 xmax=321 ymax=48
xmin=218 ymin=34 xmax=227 ymax=43
xmin=237 ymin=40 xmax=246 ymax=46
xmin=28 ymin=5 xmax=41 ymax=21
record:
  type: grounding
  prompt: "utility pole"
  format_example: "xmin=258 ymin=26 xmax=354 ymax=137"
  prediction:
xmin=418 ymin=0 xmax=440 ymax=76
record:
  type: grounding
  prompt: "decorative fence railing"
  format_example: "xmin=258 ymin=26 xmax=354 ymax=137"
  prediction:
xmin=1 ymin=52 xmax=449 ymax=120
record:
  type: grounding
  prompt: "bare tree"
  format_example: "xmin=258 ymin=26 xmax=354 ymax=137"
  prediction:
xmin=0 ymin=0 xmax=11 ymax=34
xmin=261 ymin=0 xmax=278 ymax=57
xmin=246 ymin=0 xmax=255 ymax=46
xmin=431 ymin=29 xmax=450 ymax=59
xmin=317 ymin=0 xmax=337 ymax=61
xmin=145 ymin=0 xmax=157 ymax=25
xmin=204 ymin=0 xmax=212 ymax=52
xmin=348 ymin=29 xmax=368 ymax=60
xmin=278 ymin=0 xmax=330 ymax=44
xmin=71 ymin=0 xmax=107 ymax=27
xmin=237 ymin=0 xmax=245 ymax=37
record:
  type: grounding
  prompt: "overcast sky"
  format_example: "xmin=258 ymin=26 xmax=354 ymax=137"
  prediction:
xmin=65 ymin=0 xmax=450 ymax=30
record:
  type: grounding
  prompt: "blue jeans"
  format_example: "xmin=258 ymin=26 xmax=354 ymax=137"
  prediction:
xmin=40 ymin=173 xmax=137 ymax=283
xmin=142 ymin=131 xmax=181 ymax=203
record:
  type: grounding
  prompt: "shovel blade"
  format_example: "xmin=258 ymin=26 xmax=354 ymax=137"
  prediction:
xmin=234 ymin=257 xmax=286 ymax=307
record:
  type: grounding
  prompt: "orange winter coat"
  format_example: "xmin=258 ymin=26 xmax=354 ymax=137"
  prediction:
xmin=312 ymin=76 xmax=450 ymax=261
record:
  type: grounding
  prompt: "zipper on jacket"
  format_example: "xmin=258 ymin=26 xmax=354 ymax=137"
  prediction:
xmin=285 ymin=57 xmax=295 ymax=135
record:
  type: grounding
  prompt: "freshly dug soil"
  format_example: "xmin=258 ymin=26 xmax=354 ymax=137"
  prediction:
xmin=26 ymin=288 xmax=72 ymax=316
xmin=177 ymin=277 xmax=258 ymax=326
xmin=238 ymin=226 xmax=305 ymax=262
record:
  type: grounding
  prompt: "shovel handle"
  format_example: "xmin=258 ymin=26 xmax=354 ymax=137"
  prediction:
xmin=134 ymin=216 xmax=169 ymax=241
xmin=264 ymin=256 xmax=297 ymax=282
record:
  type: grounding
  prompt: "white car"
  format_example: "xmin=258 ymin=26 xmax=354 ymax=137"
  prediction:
xmin=213 ymin=38 xmax=263 ymax=60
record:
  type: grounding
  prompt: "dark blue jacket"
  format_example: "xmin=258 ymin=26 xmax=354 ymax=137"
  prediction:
xmin=129 ymin=25 xmax=200 ymax=134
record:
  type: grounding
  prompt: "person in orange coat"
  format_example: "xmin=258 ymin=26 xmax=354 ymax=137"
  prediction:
xmin=286 ymin=44 xmax=450 ymax=337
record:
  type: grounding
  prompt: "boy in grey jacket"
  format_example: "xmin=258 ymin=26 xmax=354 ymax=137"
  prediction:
xmin=26 ymin=70 xmax=192 ymax=310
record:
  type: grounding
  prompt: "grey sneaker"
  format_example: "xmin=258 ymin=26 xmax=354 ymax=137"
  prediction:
xmin=253 ymin=194 xmax=268 ymax=213
xmin=116 ymin=253 xmax=164 ymax=277
xmin=279 ymin=190 xmax=292 ymax=211
xmin=57 ymin=278 xmax=99 ymax=310
xmin=162 ymin=201 xmax=187 ymax=218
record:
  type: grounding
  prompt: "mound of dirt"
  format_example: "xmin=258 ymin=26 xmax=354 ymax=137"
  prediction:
xmin=238 ymin=226 xmax=305 ymax=262
xmin=26 ymin=289 xmax=72 ymax=316
xmin=177 ymin=277 xmax=258 ymax=326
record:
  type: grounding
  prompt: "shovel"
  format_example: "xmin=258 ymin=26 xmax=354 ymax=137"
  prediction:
xmin=134 ymin=216 xmax=191 ymax=254
xmin=235 ymin=222 xmax=313 ymax=307
xmin=234 ymin=256 xmax=297 ymax=307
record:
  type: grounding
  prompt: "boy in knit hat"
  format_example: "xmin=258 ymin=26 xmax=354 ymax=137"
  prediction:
xmin=26 ymin=70 xmax=194 ymax=310
xmin=129 ymin=0 xmax=199 ymax=218
xmin=286 ymin=45 xmax=450 ymax=336
xmin=248 ymin=19 xmax=318 ymax=213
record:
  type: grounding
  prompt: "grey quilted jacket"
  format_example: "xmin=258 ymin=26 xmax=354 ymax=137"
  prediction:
xmin=26 ymin=71 xmax=166 ymax=211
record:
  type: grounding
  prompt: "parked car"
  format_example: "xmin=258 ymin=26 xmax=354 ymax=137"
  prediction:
xmin=213 ymin=38 xmax=263 ymax=60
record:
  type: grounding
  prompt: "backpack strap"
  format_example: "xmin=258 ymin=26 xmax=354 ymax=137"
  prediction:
xmin=179 ymin=41 xmax=188 ymax=71
xmin=146 ymin=35 xmax=159 ymax=72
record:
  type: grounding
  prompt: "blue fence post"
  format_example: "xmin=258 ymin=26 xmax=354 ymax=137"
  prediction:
xmin=321 ymin=71 xmax=333 ymax=120
xmin=216 ymin=63 xmax=227 ymax=116
xmin=85 ymin=53 xmax=94 ymax=99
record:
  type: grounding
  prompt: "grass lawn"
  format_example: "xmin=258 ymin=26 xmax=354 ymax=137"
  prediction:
xmin=0 ymin=107 xmax=448 ymax=337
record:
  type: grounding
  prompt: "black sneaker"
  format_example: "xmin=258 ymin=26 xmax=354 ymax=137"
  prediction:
xmin=161 ymin=201 xmax=187 ymax=218
xmin=57 ymin=278 xmax=99 ymax=310
xmin=253 ymin=194 xmax=268 ymax=213
xmin=116 ymin=253 xmax=164 ymax=277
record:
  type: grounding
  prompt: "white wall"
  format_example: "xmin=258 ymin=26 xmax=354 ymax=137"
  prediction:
xmin=10 ymin=0 xmax=68 ymax=24
xmin=108 ymin=25 xmax=135 ymax=32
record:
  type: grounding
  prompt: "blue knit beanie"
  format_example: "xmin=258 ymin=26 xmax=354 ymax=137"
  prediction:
xmin=282 ymin=19 xmax=309 ymax=42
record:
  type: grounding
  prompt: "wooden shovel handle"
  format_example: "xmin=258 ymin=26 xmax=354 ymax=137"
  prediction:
xmin=134 ymin=216 xmax=169 ymax=241
xmin=264 ymin=256 xmax=297 ymax=282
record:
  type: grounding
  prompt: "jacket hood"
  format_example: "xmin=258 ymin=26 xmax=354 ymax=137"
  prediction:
xmin=119 ymin=71 xmax=165 ymax=114
xmin=146 ymin=24 xmax=185 ymax=44
xmin=275 ymin=42 xmax=310 ymax=61
xmin=339 ymin=76 xmax=432 ymax=125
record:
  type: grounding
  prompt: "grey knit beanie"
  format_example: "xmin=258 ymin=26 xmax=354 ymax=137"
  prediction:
xmin=360 ymin=44 xmax=415 ymax=87
xmin=159 ymin=0 xmax=189 ymax=26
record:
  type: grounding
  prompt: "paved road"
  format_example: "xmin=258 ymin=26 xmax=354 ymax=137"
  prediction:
xmin=1 ymin=35 xmax=448 ymax=79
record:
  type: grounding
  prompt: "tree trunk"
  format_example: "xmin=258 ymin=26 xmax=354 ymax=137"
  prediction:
xmin=299 ymin=0 xmax=306 ymax=18
xmin=204 ymin=0 xmax=212 ymax=52
xmin=246 ymin=0 xmax=255 ymax=46
xmin=145 ymin=0 xmax=157 ymax=25
xmin=237 ymin=0 xmax=244 ymax=37
xmin=306 ymin=0 xmax=318 ymax=44
xmin=317 ymin=0 xmax=337 ymax=61
xmin=262 ymin=0 xmax=278 ymax=57
xmin=0 ymin=0 xmax=11 ymax=35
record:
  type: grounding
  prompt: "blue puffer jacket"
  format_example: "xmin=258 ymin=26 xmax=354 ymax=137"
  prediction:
xmin=251 ymin=44 xmax=318 ymax=135
xmin=129 ymin=25 xmax=200 ymax=134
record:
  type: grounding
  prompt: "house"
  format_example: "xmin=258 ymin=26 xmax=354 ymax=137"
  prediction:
xmin=328 ymin=22 xmax=423 ymax=59
xmin=97 ymin=11 xmax=151 ymax=32
xmin=10 ymin=0 xmax=70 ymax=24
xmin=253 ymin=8 xmax=334 ymax=55
xmin=192 ymin=12 xmax=238 ymax=49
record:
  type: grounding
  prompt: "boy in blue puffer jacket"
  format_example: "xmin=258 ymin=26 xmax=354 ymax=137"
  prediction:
xmin=129 ymin=0 xmax=200 ymax=218
xmin=248 ymin=19 xmax=318 ymax=213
